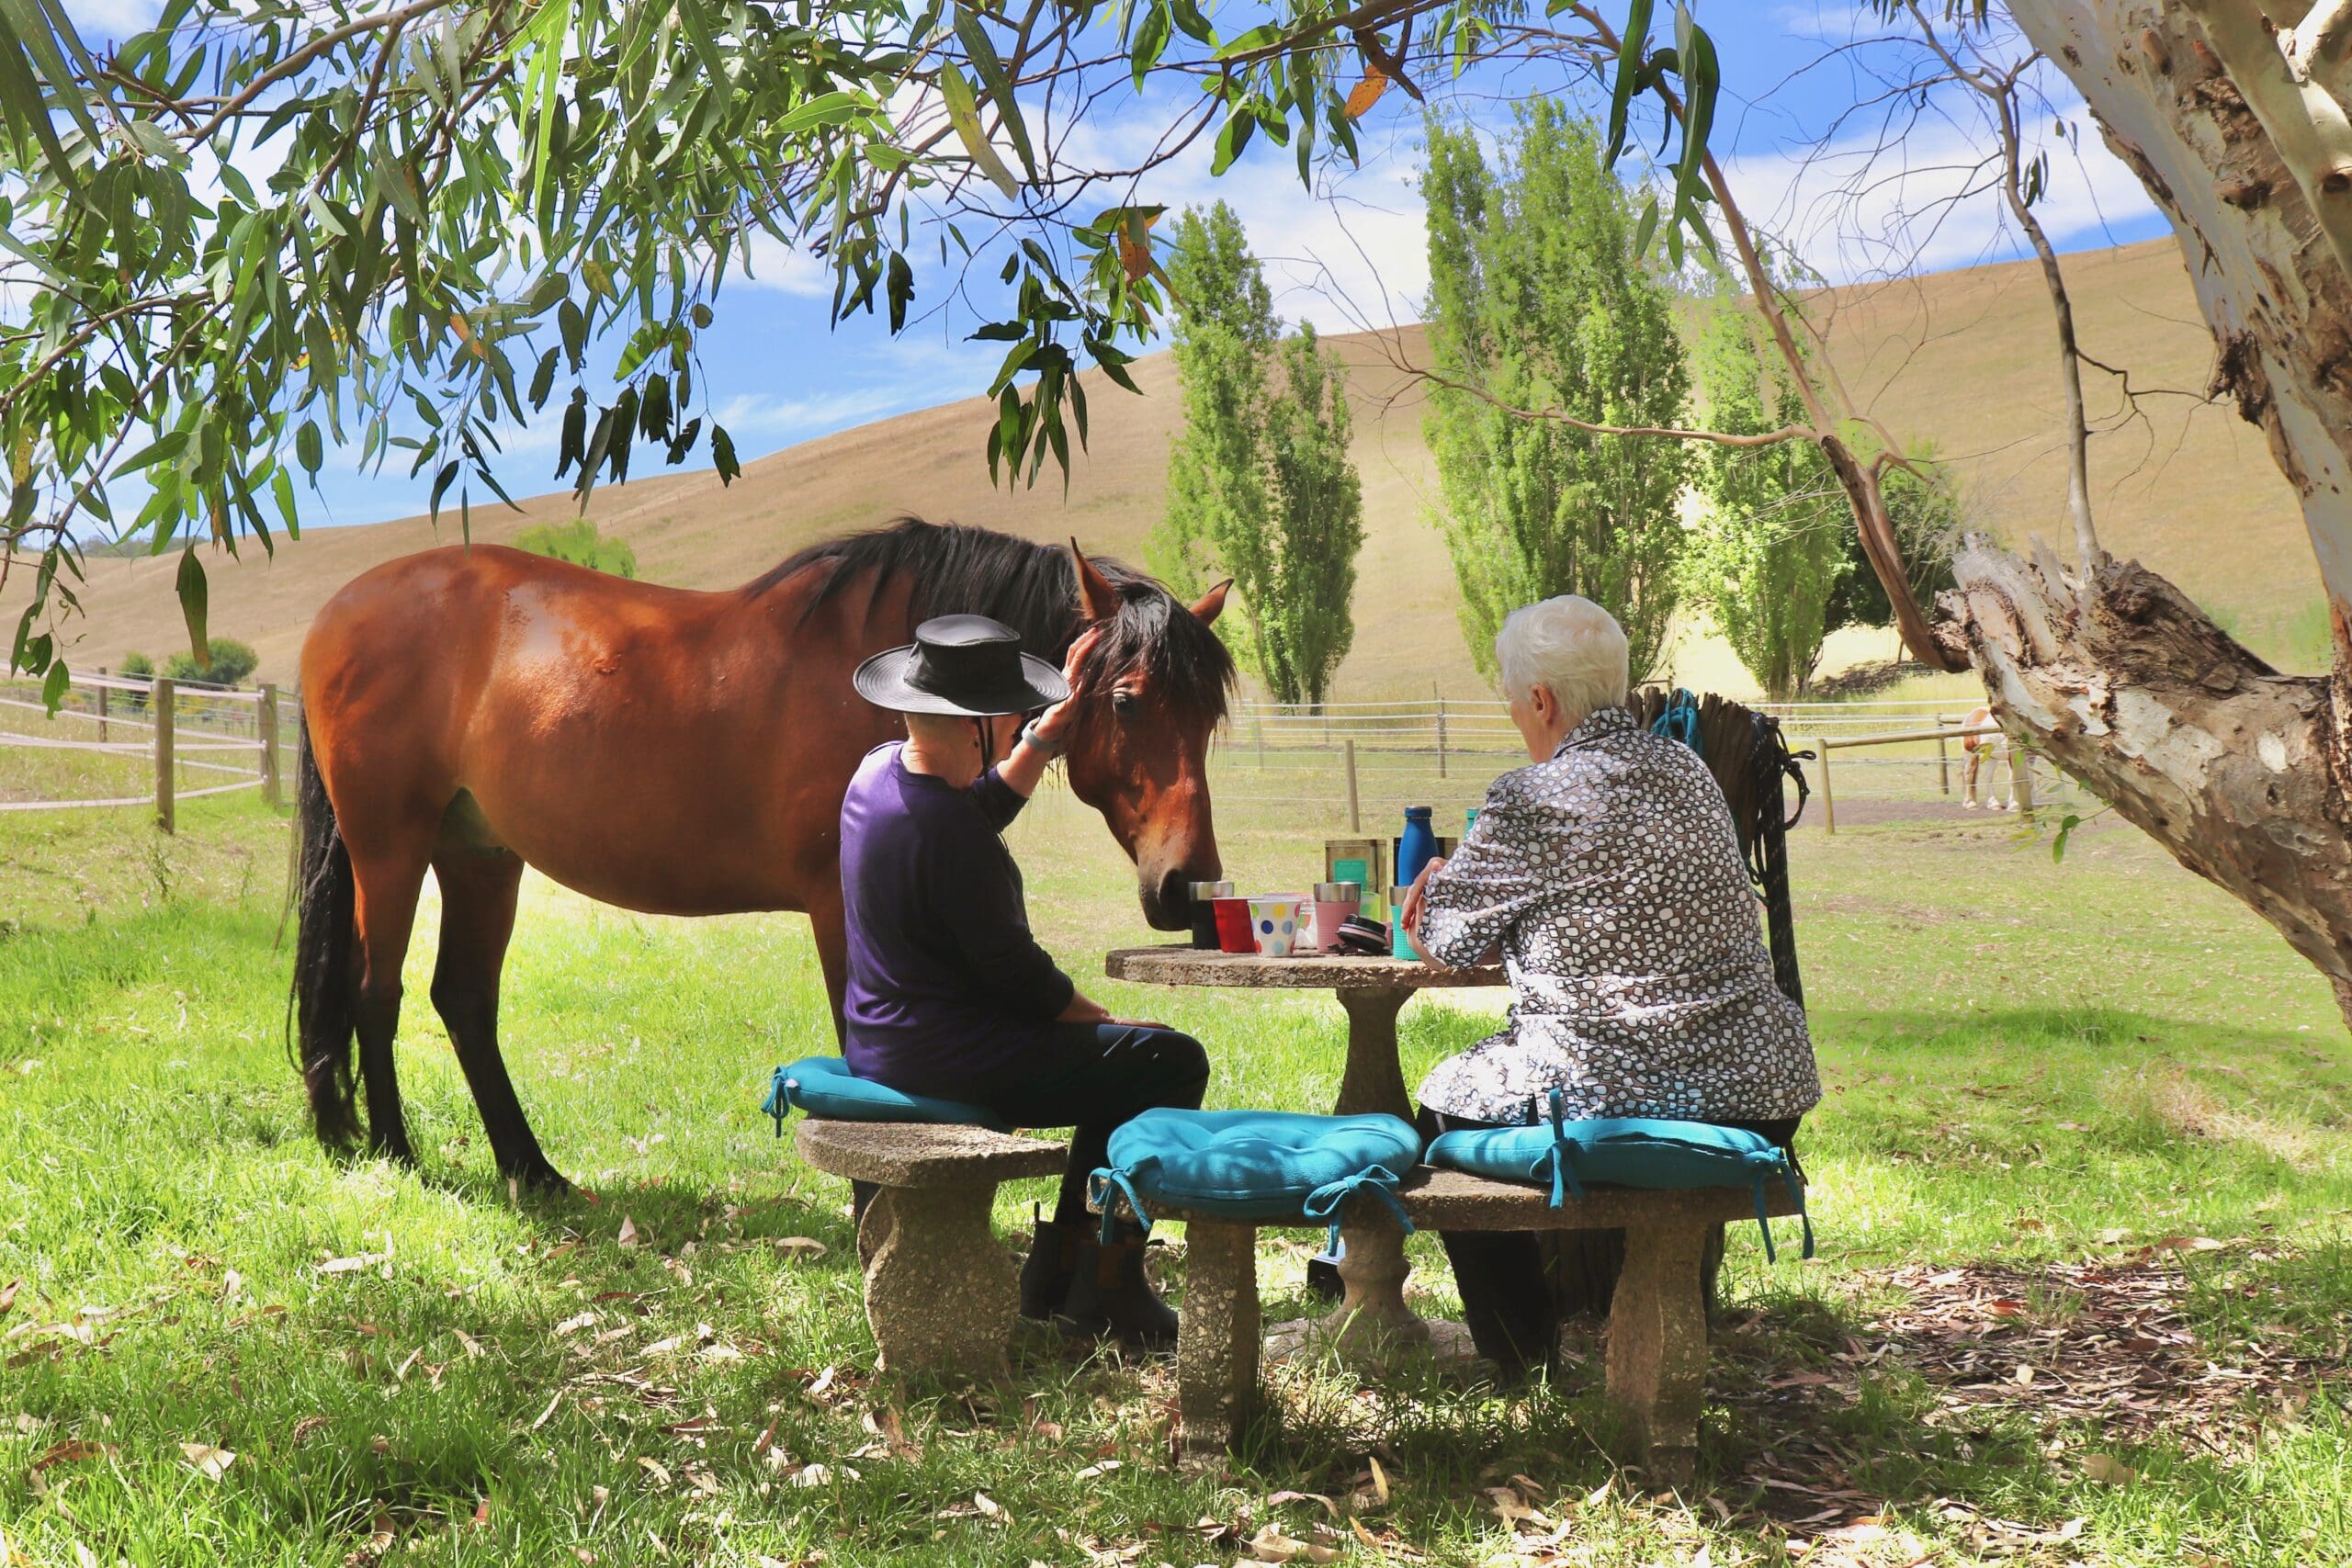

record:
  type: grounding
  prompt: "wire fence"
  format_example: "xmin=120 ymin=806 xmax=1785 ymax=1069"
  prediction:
xmin=1211 ymin=695 xmax=2086 ymax=830
xmin=0 ymin=671 xmax=299 ymax=825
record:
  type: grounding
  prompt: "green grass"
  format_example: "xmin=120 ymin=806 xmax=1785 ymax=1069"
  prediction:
xmin=4 ymin=788 xmax=2351 ymax=1565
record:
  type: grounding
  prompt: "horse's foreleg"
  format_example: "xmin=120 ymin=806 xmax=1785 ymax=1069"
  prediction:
xmin=348 ymin=840 xmax=433 ymax=1168
xmin=429 ymin=847 xmax=567 ymax=1192
xmin=806 ymin=882 xmax=850 ymax=1046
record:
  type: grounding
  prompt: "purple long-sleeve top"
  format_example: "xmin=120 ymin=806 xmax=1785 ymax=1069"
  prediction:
xmin=838 ymin=742 xmax=1077 ymax=1091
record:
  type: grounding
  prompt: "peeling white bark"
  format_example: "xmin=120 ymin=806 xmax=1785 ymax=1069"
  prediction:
xmin=1909 ymin=1 xmax=2352 ymax=1019
xmin=2006 ymin=0 xmax=2352 ymax=776
xmin=1936 ymin=538 xmax=2352 ymax=1014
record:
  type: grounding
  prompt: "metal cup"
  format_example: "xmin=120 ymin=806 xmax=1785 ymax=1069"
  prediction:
xmin=1188 ymin=880 xmax=1235 ymax=949
xmin=1309 ymin=882 xmax=1362 ymax=953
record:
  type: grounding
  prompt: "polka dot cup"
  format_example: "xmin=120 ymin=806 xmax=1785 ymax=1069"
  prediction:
xmin=1247 ymin=896 xmax=1306 ymax=958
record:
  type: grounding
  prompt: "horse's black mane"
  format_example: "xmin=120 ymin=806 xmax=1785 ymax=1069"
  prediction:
xmin=758 ymin=516 xmax=1234 ymax=725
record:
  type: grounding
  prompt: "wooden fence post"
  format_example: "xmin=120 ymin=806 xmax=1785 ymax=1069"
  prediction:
xmin=96 ymin=667 xmax=108 ymax=743
xmin=1254 ymin=707 xmax=1266 ymax=772
xmin=1435 ymin=686 xmax=1448 ymax=779
xmin=258 ymin=682 xmax=282 ymax=809
xmin=1816 ymin=737 xmax=1835 ymax=835
xmin=1934 ymin=715 xmax=1951 ymax=795
xmin=153 ymin=677 xmax=175 ymax=833
xmin=1344 ymin=738 xmax=1361 ymax=832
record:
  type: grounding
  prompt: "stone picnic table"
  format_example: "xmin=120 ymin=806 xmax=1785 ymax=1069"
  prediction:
xmin=1102 ymin=943 xmax=1506 ymax=1349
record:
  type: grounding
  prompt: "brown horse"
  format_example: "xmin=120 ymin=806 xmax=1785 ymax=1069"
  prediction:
xmin=291 ymin=517 xmax=1234 ymax=1190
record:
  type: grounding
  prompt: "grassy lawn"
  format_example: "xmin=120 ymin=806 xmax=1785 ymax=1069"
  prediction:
xmin=4 ymin=783 xmax=2349 ymax=1566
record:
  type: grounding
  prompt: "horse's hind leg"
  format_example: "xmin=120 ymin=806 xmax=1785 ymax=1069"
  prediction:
xmin=348 ymin=836 xmax=435 ymax=1167
xmin=430 ymin=847 xmax=566 ymax=1191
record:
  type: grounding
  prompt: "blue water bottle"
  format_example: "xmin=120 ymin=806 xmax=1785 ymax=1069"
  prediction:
xmin=1393 ymin=806 xmax=1437 ymax=958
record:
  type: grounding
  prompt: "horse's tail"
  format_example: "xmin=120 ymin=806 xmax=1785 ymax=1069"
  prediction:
xmin=288 ymin=716 xmax=363 ymax=1149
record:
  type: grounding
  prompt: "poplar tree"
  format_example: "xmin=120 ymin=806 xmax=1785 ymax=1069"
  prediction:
xmin=1683 ymin=299 xmax=1847 ymax=702
xmin=1420 ymin=104 xmax=1693 ymax=684
xmin=1152 ymin=204 xmax=1362 ymax=707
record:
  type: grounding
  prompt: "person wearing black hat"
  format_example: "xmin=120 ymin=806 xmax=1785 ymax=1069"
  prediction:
xmin=838 ymin=614 xmax=1209 ymax=1348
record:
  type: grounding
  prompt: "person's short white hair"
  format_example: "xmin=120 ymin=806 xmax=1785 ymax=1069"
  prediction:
xmin=1494 ymin=595 xmax=1629 ymax=720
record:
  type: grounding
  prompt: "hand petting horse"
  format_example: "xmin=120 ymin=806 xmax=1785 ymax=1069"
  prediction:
xmin=289 ymin=517 xmax=1233 ymax=1191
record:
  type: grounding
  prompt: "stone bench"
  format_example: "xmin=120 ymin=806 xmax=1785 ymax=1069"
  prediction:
xmin=795 ymin=1120 xmax=1064 ymax=1380
xmin=1106 ymin=1166 xmax=1804 ymax=1483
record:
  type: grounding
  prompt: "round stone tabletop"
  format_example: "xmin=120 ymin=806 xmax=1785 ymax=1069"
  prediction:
xmin=1105 ymin=943 xmax=1505 ymax=990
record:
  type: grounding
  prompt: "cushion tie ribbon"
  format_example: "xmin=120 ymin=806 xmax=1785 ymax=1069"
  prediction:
xmin=1301 ymin=1165 xmax=1413 ymax=1258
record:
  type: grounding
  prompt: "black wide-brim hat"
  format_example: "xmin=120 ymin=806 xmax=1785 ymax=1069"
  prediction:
xmin=852 ymin=614 xmax=1070 ymax=716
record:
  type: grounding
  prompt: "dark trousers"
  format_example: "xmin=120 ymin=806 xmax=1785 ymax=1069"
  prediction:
xmin=864 ymin=1023 xmax=1210 ymax=1231
xmin=1413 ymin=1105 xmax=1804 ymax=1371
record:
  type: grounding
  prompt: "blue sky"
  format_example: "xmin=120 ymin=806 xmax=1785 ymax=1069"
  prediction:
xmin=58 ymin=1 xmax=2170 ymax=531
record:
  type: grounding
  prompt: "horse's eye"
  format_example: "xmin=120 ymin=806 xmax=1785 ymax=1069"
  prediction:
xmin=1112 ymin=692 xmax=1138 ymax=718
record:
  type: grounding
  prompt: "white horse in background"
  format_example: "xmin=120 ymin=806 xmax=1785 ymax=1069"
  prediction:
xmin=1959 ymin=704 xmax=2032 ymax=810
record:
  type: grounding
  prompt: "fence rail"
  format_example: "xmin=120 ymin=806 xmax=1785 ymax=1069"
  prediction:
xmin=1212 ymin=696 xmax=2077 ymax=828
xmin=0 ymin=671 xmax=298 ymax=826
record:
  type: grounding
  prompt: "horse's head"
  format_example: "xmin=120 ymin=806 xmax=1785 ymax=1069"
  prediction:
xmin=1059 ymin=543 xmax=1235 ymax=931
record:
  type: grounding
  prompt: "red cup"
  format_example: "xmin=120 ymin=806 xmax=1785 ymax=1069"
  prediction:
xmin=1212 ymin=897 xmax=1256 ymax=953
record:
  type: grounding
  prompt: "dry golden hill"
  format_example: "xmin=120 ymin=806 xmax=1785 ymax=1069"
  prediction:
xmin=16 ymin=235 xmax=2326 ymax=699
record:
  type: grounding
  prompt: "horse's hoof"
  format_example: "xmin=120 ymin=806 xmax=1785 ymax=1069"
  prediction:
xmin=1962 ymin=801 xmax=1978 ymax=810
xmin=505 ymin=1165 xmax=573 ymax=1198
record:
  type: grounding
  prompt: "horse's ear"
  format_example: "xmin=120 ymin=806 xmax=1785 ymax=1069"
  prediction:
xmin=1069 ymin=536 xmax=1120 ymax=623
xmin=1191 ymin=578 xmax=1232 ymax=626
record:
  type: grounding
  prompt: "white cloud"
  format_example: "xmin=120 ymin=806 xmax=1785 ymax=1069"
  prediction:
xmin=1031 ymin=85 xmax=1435 ymax=338
xmin=1723 ymin=78 xmax=2162 ymax=285
xmin=1767 ymin=4 xmax=1898 ymax=43
xmin=62 ymin=0 xmax=161 ymax=39
xmin=711 ymin=386 xmax=912 ymax=436
xmin=734 ymin=230 xmax=835 ymax=298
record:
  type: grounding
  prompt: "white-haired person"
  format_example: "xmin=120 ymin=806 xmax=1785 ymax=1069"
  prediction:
xmin=1399 ymin=594 xmax=1821 ymax=1373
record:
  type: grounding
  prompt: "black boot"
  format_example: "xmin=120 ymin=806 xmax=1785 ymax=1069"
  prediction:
xmin=1054 ymin=1233 xmax=1179 ymax=1350
xmin=1019 ymin=1209 xmax=1081 ymax=1322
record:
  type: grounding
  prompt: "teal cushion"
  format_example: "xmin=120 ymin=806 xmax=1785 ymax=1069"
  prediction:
xmin=1090 ymin=1109 xmax=1422 ymax=1247
xmin=761 ymin=1055 xmax=1006 ymax=1133
xmin=1425 ymin=1092 xmax=1812 ymax=1259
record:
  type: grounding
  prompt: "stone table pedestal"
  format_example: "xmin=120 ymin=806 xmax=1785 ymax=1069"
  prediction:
xmin=1103 ymin=946 xmax=1504 ymax=1348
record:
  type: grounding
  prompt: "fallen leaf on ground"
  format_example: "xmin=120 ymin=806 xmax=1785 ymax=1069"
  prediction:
xmin=471 ymin=1497 xmax=491 ymax=1527
xmin=2082 ymin=1452 xmax=2137 ymax=1485
xmin=973 ymin=1491 xmax=1008 ymax=1522
xmin=617 ymin=1215 xmax=641 ymax=1250
xmin=553 ymin=1313 xmax=597 ymax=1337
xmin=1368 ymin=1455 xmax=1392 ymax=1505
xmin=314 ymin=1252 xmax=390 ymax=1275
xmin=179 ymin=1443 xmax=235 ymax=1481
xmin=773 ymin=1237 xmax=827 ymax=1260
xmin=1248 ymin=1523 xmax=1340 ymax=1563
xmin=32 ymin=1439 xmax=117 ymax=1471
xmin=637 ymin=1456 xmax=672 ymax=1486
xmin=452 ymin=1329 xmax=483 ymax=1359
xmin=0 ymin=1280 xmax=18 ymax=1315
xmin=790 ymin=1462 xmax=859 ymax=1488
xmin=291 ymin=1415 xmax=329 ymax=1445
xmin=1074 ymin=1460 xmax=1122 ymax=1480
xmin=1267 ymin=1490 xmax=1339 ymax=1518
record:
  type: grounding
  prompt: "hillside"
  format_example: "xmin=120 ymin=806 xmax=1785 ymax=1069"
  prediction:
xmin=11 ymin=236 xmax=2327 ymax=699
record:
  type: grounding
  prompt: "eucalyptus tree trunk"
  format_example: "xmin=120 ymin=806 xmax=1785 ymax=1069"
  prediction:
xmin=1938 ymin=0 xmax=2352 ymax=1021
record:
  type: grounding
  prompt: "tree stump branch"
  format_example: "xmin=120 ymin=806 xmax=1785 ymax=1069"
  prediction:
xmin=1937 ymin=534 xmax=2352 ymax=1027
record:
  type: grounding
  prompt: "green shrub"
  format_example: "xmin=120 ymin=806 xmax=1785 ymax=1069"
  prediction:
xmin=160 ymin=638 xmax=260 ymax=687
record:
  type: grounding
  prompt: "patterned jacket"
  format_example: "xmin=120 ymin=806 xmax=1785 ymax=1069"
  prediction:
xmin=1414 ymin=705 xmax=1821 ymax=1125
